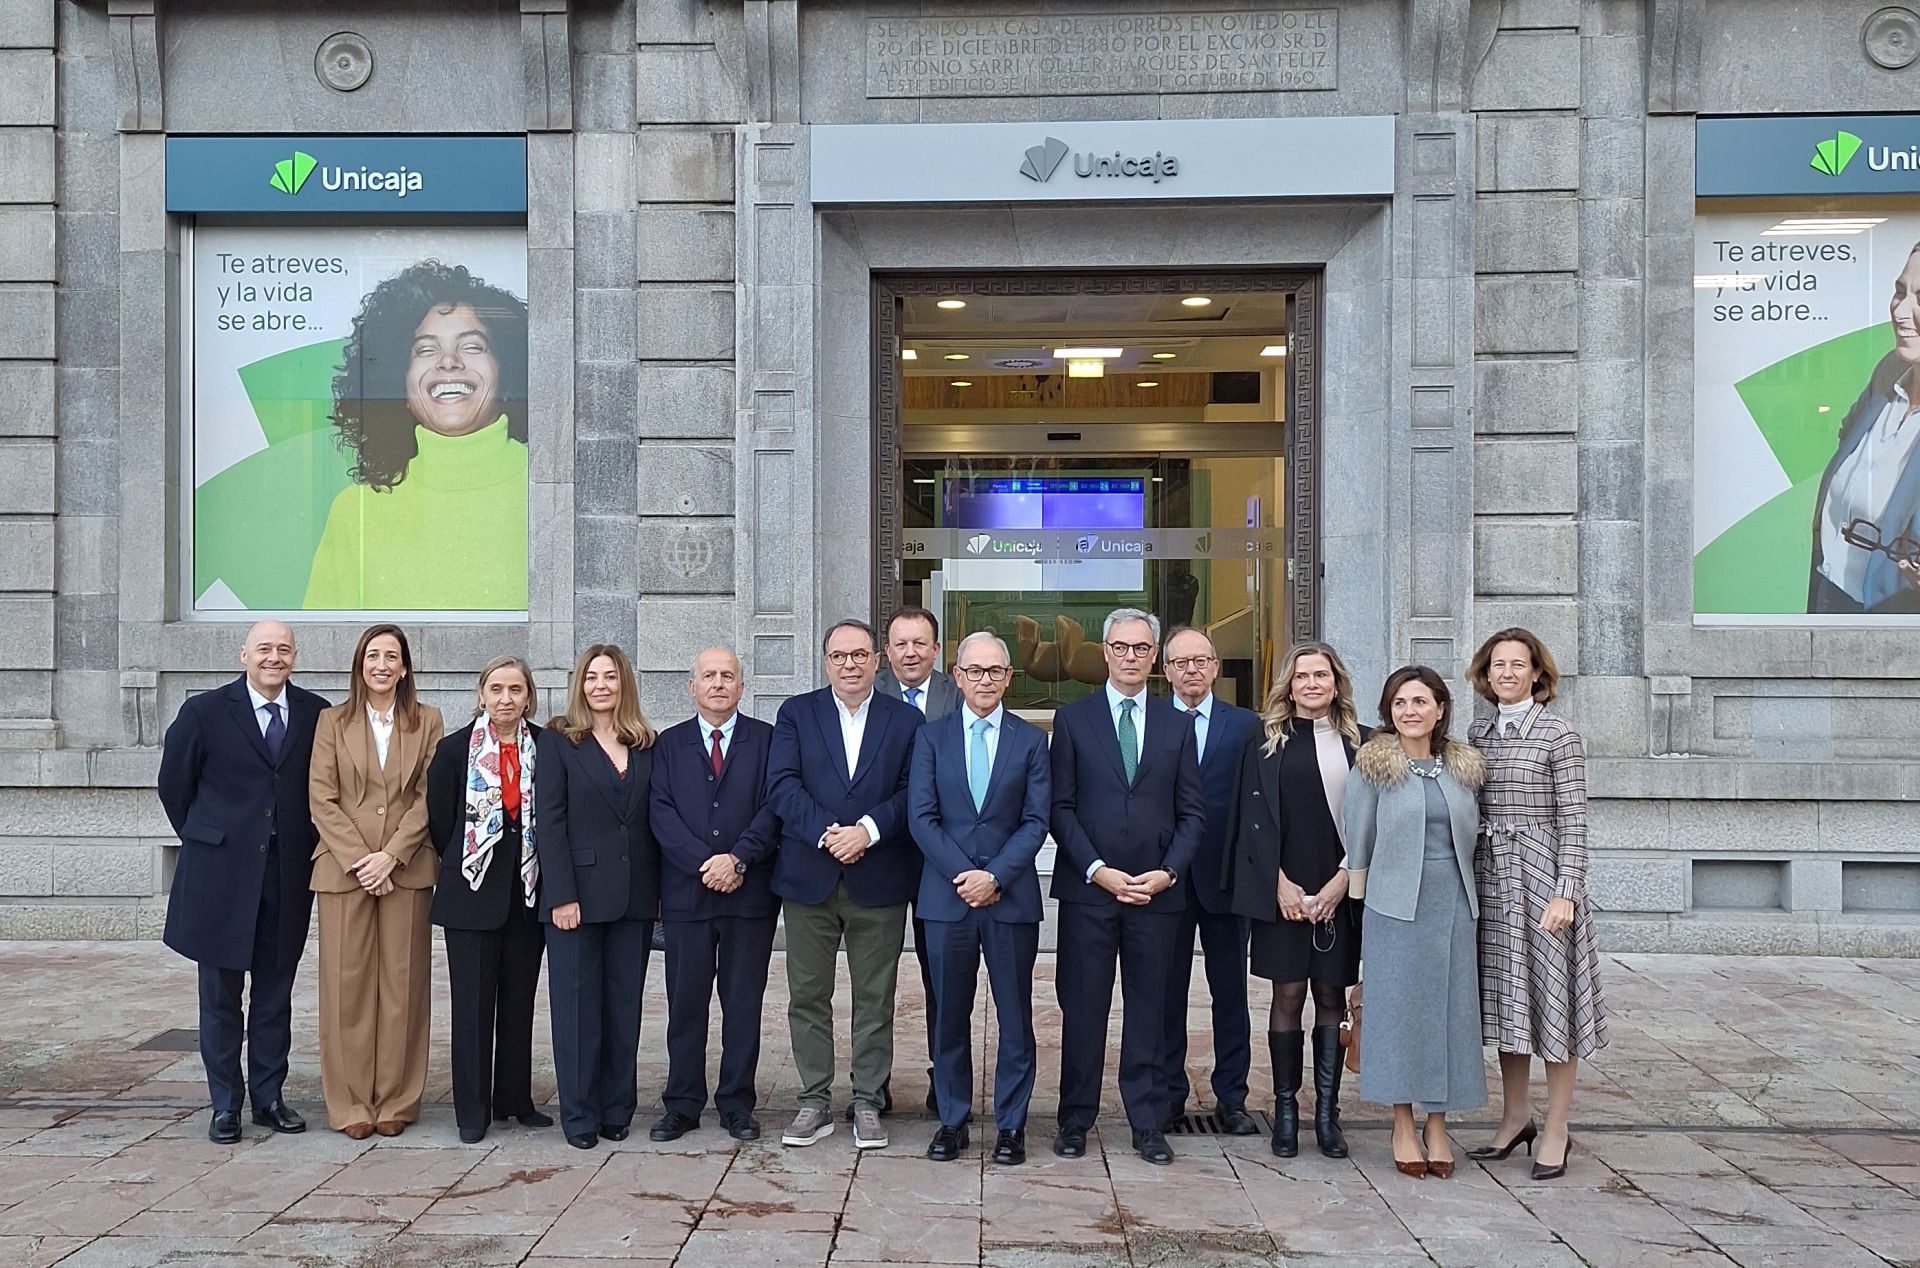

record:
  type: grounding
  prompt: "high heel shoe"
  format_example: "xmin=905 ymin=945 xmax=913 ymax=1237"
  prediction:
xmin=1428 ymin=1157 xmax=1455 ymax=1179
xmin=1467 ymin=1119 xmax=1537 ymax=1161
xmin=1531 ymin=1139 xmax=1572 ymax=1181
xmin=1394 ymin=1156 xmax=1428 ymax=1179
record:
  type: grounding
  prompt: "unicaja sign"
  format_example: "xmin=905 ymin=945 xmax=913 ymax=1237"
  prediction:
xmin=268 ymin=148 xmax=424 ymax=198
xmin=1019 ymin=135 xmax=1180 ymax=185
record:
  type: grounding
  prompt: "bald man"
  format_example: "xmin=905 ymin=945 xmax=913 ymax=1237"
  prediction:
xmin=158 ymin=621 xmax=330 ymax=1143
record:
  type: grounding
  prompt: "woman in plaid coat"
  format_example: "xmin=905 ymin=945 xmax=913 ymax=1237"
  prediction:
xmin=1464 ymin=629 xmax=1607 ymax=1182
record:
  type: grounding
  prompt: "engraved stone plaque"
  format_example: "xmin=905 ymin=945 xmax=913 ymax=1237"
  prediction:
xmin=865 ymin=9 xmax=1338 ymax=99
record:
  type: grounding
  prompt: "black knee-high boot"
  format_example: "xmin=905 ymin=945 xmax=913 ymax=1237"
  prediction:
xmin=1310 ymin=1025 xmax=1349 ymax=1158
xmin=1268 ymin=1031 xmax=1303 ymax=1157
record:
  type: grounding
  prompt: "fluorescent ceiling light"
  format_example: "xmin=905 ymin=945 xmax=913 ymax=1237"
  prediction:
xmin=936 ymin=299 xmax=967 ymax=309
xmin=944 ymin=353 xmax=969 ymax=361
xmin=1151 ymin=352 xmax=1177 ymax=361
xmin=1260 ymin=345 xmax=1288 ymax=357
xmin=1760 ymin=216 xmax=1887 ymax=236
xmin=949 ymin=380 xmax=972 ymax=387
xmin=1052 ymin=347 xmax=1123 ymax=358
xmin=1066 ymin=359 xmax=1104 ymax=379
xmin=1134 ymin=381 xmax=1159 ymax=388
xmin=911 ymin=478 xmax=936 ymax=484
xmin=1181 ymin=296 xmax=1212 ymax=307
xmin=900 ymin=349 xmax=918 ymax=360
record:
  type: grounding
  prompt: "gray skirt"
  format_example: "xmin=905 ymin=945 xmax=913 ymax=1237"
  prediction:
xmin=1357 ymin=854 xmax=1487 ymax=1113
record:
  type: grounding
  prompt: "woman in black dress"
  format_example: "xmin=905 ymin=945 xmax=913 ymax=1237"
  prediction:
xmin=1224 ymin=642 xmax=1366 ymax=1158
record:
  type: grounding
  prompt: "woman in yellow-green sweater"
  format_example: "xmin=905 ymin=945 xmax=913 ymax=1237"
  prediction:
xmin=305 ymin=260 xmax=529 ymax=611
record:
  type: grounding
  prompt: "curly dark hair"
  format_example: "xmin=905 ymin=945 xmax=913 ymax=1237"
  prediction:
xmin=330 ymin=259 xmax=528 ymax=491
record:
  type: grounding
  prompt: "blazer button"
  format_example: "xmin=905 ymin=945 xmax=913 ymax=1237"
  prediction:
xmin=376 ymin=806 xmax=386 ymax=815
xmin=621 ymin=854 xmax=629 ymax=862
xmin=711 ymin=829 xmax=721 ymax=836
xmin=712 ymin=801 xmax=720 ymax=810
xmin=263 ymin=809 xmax=272 ymax=819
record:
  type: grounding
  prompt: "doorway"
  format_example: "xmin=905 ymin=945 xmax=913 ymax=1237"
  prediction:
xmin=872 ymin=270 xmax=1321 ymax=712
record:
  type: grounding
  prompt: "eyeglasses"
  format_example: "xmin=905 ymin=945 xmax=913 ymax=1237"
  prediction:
xmin=826 ymin=649 xmax=874 ymax=666
xmin=1842 ymin=517 xmax=1920 ymax=567
xmin=1106 ymin=641 xmax=1156 ymax=659
xmin=1166 ymin=655 xmax=1216 ymax=671
xmin=956 ymin=665 xmax=1011 ymax=683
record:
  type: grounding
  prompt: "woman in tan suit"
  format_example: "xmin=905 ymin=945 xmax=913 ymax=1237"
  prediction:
xmin=309 ymin=623 xmax=444 ymax=1138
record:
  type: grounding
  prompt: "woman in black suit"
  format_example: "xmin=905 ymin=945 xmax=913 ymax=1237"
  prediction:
xmin=536 ymin=643 xmax=660 ymax=1150
xmin=1225 ymin=642 xmax=1366 ymax=1160
xmin=428 ymin=656 xmax=552 ymax=1144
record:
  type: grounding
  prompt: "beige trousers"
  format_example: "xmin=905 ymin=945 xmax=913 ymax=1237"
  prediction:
xmin=316 ymin=886 xmax=433 ymax=1129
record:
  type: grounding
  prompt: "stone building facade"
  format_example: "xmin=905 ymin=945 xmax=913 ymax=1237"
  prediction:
xmin=0 ymin=0 xmax=1915 ymax=952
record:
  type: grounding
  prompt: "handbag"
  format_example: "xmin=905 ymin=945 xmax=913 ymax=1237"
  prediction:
xmin=1340 ymin=982 xmax=1363 ymax=1074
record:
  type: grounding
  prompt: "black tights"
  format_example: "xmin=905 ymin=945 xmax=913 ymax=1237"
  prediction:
xmin=1269 ymin=979 xmax=1347 ymax=1033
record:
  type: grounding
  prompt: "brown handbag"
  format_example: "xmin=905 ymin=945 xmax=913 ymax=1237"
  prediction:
xmin=1339 ymin=983 xmax=1363 ymax=1074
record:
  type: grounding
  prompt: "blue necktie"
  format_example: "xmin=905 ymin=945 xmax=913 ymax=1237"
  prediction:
xmin=1117 ymin=697 xmax=1138 ymax=784
xmin=907 ymin=686 xmax=922 ymax=711
xmin=968 ymin=717 xmax=991 ymax=811
xmin=264 ymin=701 xmax=286 ymax=765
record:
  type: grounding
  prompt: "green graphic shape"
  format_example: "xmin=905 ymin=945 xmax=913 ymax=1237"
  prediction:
xmin=269 ymin=150 xmax=317 ymax=195
xmin=1694 ymin=478 xmax=1822 ymax=614
xmin=1810 ymin=130 xmax=1862 ymax=177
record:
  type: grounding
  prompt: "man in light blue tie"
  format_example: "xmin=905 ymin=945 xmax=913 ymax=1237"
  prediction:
xmin=907 ymin=632 xmax=1050 ymax=1165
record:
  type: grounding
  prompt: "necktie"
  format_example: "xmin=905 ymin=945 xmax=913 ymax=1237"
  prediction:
xmin=710 ymin=726 xmax=725 ymax=777
xmin=968 ymin=717 xmax=991 ymax=811
xmin=264 ymin=701 xmax=286 ymax=764
xmin=906 ymin=686 xmax=922 ymax=711
xmin=1117 ymin=697 xmax=1138 ymax=784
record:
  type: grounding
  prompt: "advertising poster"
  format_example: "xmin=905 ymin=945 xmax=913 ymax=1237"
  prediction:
xmin=1694 ymin=212 xmax=1920 ymax=622
xmin=190 ymin=224 xmax=529 ymax=614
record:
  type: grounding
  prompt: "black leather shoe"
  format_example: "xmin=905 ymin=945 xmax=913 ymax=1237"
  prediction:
xmin=927 ymin=1123 xmax=970 ymax=1161
xmin=721 ymin=1111 xmax=761 ymax=1141
xmin=1132 ymin=1128 xmax=1175 ymax=1166
xmin=1218 ymin=1103 xmax=1261 ymax=1136
xmin=566 ymin=1131 xmax=599 ymax=1150
xmin=1052 ymin=1127 xmax=1087 ymax=1158
xmin=458 ymin=1125 xmax=488 ymax=1144
xmin=993 ymin=1129 xmax=1027 ymax=1165
xmin=650 ymin=1111 xmax=699 ymax=1142
xmin=599 ymin=1123 xmax=630 ymax=1142
xmin=1162 ymin=1099 xmax=1188 ymax=1132
xmin=495 ymin=1108 xmax=555 ymax=1129
xmin=251 ymin=1100 xmax=306 ymax=1134
xmin=209 ymin=1110 xmax=242 ymax=1144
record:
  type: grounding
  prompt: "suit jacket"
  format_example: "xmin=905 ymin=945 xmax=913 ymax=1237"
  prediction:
xmin=533 ymin=727 xmax=660 ymax=925
xmin=1047 ymin=688 xmax=1206 ymax=913
xmin=908 ymin=707 xmax=1050 ymax=924
xmin=1179 ymin=698 xmax=1260 ymax=914
xmin=650 ymin=713 xmax=780 ymax=920
xmin=875 ymin=666 xmax=962 ymax=721
xmin=308 ymin=702 xmax=443 ymax=894
xmin=765 ymin=687 xmax=925 ymax=907
xmin=1808 ymin=349 xmax=1920 ymax=612
xmin=426 ymin=720 xmax=543 ymax=931
xmin=1343 ymin=735 xmax=1486 ymax=923
xmin=1223 ymin=720 xmax=1369 ymax=923
xmin=158 ymin=677 xmax=329 ymax=972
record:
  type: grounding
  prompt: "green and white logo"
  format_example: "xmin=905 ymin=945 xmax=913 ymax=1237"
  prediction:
xmin=269 ymin=151 xmax=318 ymax=195
xmin=1810 ymin=130 xmax=1863 ymax=177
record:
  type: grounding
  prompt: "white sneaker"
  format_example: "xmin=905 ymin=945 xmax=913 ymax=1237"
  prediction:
xmin=852 ymin=1106 xmax=888 ymax=1150
xmin=781 ymin=1105 xmax=835 ymax=1147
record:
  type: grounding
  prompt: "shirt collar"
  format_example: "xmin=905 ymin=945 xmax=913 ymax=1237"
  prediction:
xmin=704 ymin=711 xmax=738 ymax=740
xmin=965 ymin=703 xmax=1004 ymax=731
xmin=367 ymin=701 xmax=394 ymax=727
xmin=835 ymin=691 xmax=874 ymax=720
xmin=1105 ymin=681 xmax=1147 ymax=712
xmin=896 ymin=673 xmax=932 ymax=698
xmin=246 ymin=681 xmax=283 ymax=714
xmin=1175 ymin=692 xmax=1214 ymax=720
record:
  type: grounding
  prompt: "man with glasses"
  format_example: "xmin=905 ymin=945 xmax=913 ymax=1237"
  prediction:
xmin=907 ymin=632 xmax=1050 ymax=1165
xmin=1160 ymin=626 xmax=1262 ymax=1134
xmin=1048 ymin=608 xmax=1206 ymax=1165
xmin=766 ymin=619 xmax=925 ymax=1150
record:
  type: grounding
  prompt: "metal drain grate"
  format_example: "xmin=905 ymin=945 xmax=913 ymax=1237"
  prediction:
xmin=1166 ymin=1109 xmax=1274 ymax=1136
xmin=134 ymin=1028 xmax=199 ymax=1052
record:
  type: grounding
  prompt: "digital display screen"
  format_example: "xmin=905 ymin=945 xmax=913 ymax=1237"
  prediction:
xmin=943 ymin=475 xmax=1148 ymax=591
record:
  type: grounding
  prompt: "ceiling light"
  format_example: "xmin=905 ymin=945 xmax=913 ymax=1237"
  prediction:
xmin=943 ymin=353 xmax=970 ymax=361
xmin=1151 ymin=352 xmax=1177 ymax=361
xmin=1761 ymin=217 xmax=1886 ymax=236
xmin=1066 ymin=359 xmax=1104 ymax=379
xmin=1052 ymin=347 xmax=1123 ymax=358
xmin=900 ymin=349 xmax=918 ymax=361
xmin=1260 ymin=345 xmax=1288 ymax=357
xmin=949 ymin=380 xmax=972 ymax=387
xmin=1134 ymin=381 xmax=1159 ymax=388
xmin=1181 ymin=296 xmax=1211 ymax=307
xmin=911 ymin=478 xmax=936 ymax=484
xmin=936 ymin=299 xmax=966 ymax=309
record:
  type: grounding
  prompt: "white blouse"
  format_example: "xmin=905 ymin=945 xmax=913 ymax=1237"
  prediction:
xmin=367 ymin=703 xmax=395 ymax=767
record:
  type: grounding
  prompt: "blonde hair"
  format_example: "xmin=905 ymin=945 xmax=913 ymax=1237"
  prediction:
xmin=1260 ymin=642 xmax=1362 ymax=756
xmin=551 ymin=644 xmax=655 ymax=748
xmin=472 ymin=655 xmax=537 ymax=722
xmin=1467 ymin=627 xmax=1561 ymax=704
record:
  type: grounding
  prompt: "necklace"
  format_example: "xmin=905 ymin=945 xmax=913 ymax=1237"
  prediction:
xmin=1406 ymin=754 xmax=1442 ymax=780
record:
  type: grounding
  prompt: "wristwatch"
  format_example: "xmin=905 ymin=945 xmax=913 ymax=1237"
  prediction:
xmin=1160 ymin=867 xmax=1178 ymax=886
xmin=733 ymin=858 xmax=749 ymax=876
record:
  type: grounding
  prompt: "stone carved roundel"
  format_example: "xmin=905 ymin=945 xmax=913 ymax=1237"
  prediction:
xmin=1863 ymin=6 xmax=1920 ymax=70
xmin=664 ymin=532 xmax=714 ymax=578
xmin=316 ymin=31 xmax=375 ymax=92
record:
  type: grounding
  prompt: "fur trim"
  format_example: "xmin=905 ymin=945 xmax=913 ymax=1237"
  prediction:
xmin=1355 ymin=733 xmax=1486 ymax=790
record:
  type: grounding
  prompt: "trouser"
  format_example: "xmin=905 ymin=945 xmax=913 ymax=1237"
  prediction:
xmin=925 ymin=909 xmax=1040 ymax=1132
xmin=663 ymin=912 xmax=778 ymax=1119
xmin=783 ymin=884 xmax=907 ymax=1112
xmin=546 ymin=916 xmax=653 ymax=1140
xmin=316 ymin=886 xmax=433 ymax=1129
xmin=1163 ymin=904 xmax=1253 ymax=1110
xmin=1057 ymin=901 xmax=1181 ymax=1133
xmin=197 ymin=957 xmax=299 ymax=1115
xmin=444 ymin=903 xmax=546 ymax=1134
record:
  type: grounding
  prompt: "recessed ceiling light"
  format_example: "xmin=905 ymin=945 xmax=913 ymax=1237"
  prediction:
xmin=943 ymin=353 xmax=970 ymax=361
xmin=994 ymin=358 xmax=1045 ymax=369
xmin=1181 ymin=296 xmax=1211 ymax=307
xmin=1052 ymin=347 xmax=1123 ymax=358
xmin=1066 ymin=359 xmax=1104 ymax=379
xmin=949 ymin=380 xmax=972 ymax=387
xmin=1134 ymin=381 xmax=1159 ymax=388
xmin=900 ymin=349 xmax=918 ymax=361
xmin=911 ymin=478 xmax=936 ymax=484
xmin=936 ymin=299 xmax=967 ymax=310
xmin=1151 ymin=352 xmax=1177 ymax=361
xmin=1260 ymin=345 xmax=1288 ymax=357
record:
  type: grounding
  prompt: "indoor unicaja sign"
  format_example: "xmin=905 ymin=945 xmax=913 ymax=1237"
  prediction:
xmin=166 ymin=135 xmax=527 ymax=214
xmin=1698 ymin=115 xmax=1920 ymax=197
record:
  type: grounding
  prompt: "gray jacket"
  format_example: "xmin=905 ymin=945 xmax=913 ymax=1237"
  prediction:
xmin=875 ymin=666 xmax=961 ymax=721
xmin=1342 ymin=734 xmax=1486 ymax=923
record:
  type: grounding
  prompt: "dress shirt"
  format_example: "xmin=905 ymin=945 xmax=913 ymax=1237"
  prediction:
xmin=1087 ymin=681 xmax=1152 ymax=883
xmin=1821 ymin=385 xmax=1920 ymax=600
xmin=367 ymin=703 xmax=395 ymax=767
xmin=962 ymin=703 xmax=1004 ymax=787
xmin=702 ymin=710 xmax=738 ymax=762
xmin=827 ymin=691 xmax=881 ymax=847
xmin=245 ymin=680 xmax=286 ymax=736
xmin=1172 ymin=691 xmax=1212 ymax=761
xmin=899 ymin=677 xmax=932 ymax=714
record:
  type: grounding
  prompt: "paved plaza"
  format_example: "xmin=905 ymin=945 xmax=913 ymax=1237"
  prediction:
xmin=0 ymin=941 xmax=1915 ymax=1267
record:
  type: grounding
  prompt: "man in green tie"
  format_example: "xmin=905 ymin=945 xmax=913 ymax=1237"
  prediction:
xmin=1046 ymin=609 xmax=1207 ymax=1166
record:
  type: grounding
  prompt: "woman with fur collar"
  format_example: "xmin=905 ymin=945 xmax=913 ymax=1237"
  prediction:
xmin=1343 ymin=665 xmax=1486 ymax=1179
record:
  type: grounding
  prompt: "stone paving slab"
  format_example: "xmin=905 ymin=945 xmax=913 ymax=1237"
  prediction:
xmin=0 ymin=943 xmax=1915 ymax=1265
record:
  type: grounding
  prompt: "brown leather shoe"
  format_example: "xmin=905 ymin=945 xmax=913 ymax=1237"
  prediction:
xmin=342 ymin=1122 xmax=375 ymax=1140
xmin=373 ymin=1120 xmax=405 ymax=1137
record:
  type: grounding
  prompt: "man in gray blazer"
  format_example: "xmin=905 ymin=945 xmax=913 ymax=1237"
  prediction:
xmin=874 ymin=606 xmax=959 ymax=1114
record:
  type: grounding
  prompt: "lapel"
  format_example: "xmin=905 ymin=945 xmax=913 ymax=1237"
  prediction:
xmin=619 ymin=747 xmax=644 ymax=820
xmin=343 ymin=706 xmax=373 ymax=793
xmin=850 ymin=700 xmax=891 ymax=787
xmin=579 ymin=735 xmax=627 ymax=819
xmin=929 ymin=674 xmax=960 ymax=719
xmin=691 ymin=721 xmax=721 ymax=786
xmin=978 ymin=712 xmax=1021 ymax=813
xmin=810 ymin=692 xmax=854 ymax=789
xmin=1131 ymin=695 xmax=1171 ymax=786
xmin=224 ymin=679 xmax=276 ymax=768
xmin=1086 ymin=690 xmax=1131 ymax=787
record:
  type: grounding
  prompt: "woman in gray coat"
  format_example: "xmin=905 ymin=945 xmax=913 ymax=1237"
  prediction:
xmin=1344 ymin=665 xmax=1486 ymax=1179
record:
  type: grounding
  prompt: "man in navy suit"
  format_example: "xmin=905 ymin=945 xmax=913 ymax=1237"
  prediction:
xmin=1049 ymin=608 xmax=1205 ymax=1166
xmin=1161 ymin=627 xmax=1261 ymax=1135
xmin=908 ymin=632 xmax=1050 ymax=1166
xmin=766 ymin=619 xmax=925 ymax=1151
xmin=648 ymin=648 xmax=781 ymax=1144
xmin=157 ymin=620 xmax=328 ymax=1143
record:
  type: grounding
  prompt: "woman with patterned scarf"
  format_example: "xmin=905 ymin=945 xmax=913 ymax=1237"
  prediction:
xmin=428 ymin=655 xmax=553 ymax=1143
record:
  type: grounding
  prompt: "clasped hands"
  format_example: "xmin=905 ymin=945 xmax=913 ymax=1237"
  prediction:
xmin=1277 ymin=868 xmax=1347 ymax=924
xmin=820 ymin=822 xmax=871 ymax=865
xmin=1092 ymin=865 xmax=1172 ymax=907
xmin=350 ymin=849 xmax=397 ymax=897
xmin=953 ymin=868 xmax=999 ymax=909
xmin=700 ymin=852 xmax=744 ymax=894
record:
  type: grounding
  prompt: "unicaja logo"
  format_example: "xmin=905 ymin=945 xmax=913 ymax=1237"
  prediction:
xmin=966 ymin=533 xmax=992 ymax=555
xmin=270 ymin=150 xmax=317 ymax=195
xmin=1810 ymin=130 xmax=1862 ymax=176
xmin=1020 ymin=137 xmax=1069 ymax=183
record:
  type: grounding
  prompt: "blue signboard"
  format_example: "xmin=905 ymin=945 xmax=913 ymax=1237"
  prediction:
xmin=1698 ymin=114 xmax=1920 ymax=197
xmin=166 ymin=136 xmax=527 ymax=214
